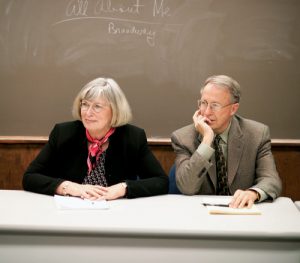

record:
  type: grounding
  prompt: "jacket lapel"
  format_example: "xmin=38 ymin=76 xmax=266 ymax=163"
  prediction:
xmin=227 ymin=116 xmax=244 ymax=186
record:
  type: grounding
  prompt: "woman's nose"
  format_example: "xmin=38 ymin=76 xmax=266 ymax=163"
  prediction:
xmin=86 ymin=106 xmax=94 ymax=115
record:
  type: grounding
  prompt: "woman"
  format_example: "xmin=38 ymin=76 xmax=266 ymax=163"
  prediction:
xmin=23 ymin=77 xmax=168 ymax=200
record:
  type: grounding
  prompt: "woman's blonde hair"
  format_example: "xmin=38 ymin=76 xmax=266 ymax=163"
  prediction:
xmin=72 ymin=77 xmax=132 ymax=127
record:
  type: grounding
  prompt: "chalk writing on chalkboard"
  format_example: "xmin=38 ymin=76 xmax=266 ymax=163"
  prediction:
xmin=53 ymin=0 xmax=183 ymax=47
xmin=1 ymin=0 xmax=299 ymax=138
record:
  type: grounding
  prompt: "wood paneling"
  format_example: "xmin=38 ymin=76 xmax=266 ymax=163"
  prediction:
xmin=0 ymin=137 xmax=299 ymax=201
xmin=0 ymin=143 xmax=42 ymax=190
xmin=272 ymin=145 xmax=300 ymax=202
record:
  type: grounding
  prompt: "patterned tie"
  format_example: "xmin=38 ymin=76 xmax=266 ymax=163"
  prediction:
xmin=214 ymin=135 xmax=230 ymax=195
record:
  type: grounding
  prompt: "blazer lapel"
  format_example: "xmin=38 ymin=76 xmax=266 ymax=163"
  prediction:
xmin=227 ymin=116 xmax=244 ymax=186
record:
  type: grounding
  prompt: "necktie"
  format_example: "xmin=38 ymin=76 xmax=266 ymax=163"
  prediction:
xmin=214 ymin=135 xmax=230 ymax=195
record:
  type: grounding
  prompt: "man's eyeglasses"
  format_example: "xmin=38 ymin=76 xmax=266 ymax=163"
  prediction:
xmin=197 ymin=100 xmax=234 ymax=112
xmin=80 ymin=100 xmax=106 ymax=113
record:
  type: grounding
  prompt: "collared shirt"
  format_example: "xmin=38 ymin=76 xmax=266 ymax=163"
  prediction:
xmin=196 ymin=122 xmax=266 ymax=202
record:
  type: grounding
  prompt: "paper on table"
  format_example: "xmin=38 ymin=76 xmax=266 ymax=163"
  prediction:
xmin=205 ymin=205 xmax=261 ymax=215
xmin=54 ymin=195 xmax=109 ymax=210
xmin=201 ymin=196 xmax=261 ymax=215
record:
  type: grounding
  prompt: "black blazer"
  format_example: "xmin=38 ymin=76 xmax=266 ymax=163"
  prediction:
xmin=23 ymin=121 xmax=168 ymax=198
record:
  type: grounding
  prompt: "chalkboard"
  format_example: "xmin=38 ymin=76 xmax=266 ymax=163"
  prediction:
xmin=0 ymin=0 xmax=299 ymax=139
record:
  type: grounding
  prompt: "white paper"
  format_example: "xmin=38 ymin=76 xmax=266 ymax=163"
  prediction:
xmin=200 ymin=196 xmax=261 ymax=215
xmin=205 ymin=205 xmax=261 ymax=215
xmin=54 ymin=195 xmax=109 ymax=210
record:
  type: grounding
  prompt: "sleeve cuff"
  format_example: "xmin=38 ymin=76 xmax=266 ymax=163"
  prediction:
xmin=196 ymin=143 xmax=214 ymax=161
xmin=249 ymin=187 xmax=268 ymax=202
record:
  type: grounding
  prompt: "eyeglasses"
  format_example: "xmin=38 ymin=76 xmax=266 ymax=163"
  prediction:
xmin=197 ymin=100 xmax=234 ymax=112
xmin=80 ymin=100 xmax=107 ymax=113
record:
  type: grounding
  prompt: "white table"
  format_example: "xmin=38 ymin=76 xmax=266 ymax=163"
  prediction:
xmin=0 ymin=190 xmax=300 ymax=263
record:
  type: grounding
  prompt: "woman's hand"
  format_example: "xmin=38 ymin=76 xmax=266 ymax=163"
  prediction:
xmin=57 ymin=181 xmax=104 ymax=200
xmin=97 ymin=183 xmax=127 ymax=200
xmin=56 ymin=181 xmax=126 ymax=200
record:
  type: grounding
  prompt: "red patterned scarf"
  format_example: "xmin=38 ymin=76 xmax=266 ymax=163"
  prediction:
xmin=86 ymin=127 xmax=115 ymax=173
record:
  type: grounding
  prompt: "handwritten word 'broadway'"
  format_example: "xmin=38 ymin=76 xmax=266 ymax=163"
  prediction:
xmin=108 ymin=22 xmax=156 ymax=46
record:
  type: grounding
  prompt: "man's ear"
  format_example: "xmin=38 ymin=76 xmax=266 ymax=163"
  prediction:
xmin=230 ymin=103 xmax=239 ymax=116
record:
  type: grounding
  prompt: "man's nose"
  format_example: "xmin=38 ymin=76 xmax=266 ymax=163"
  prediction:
xmin=203 ymin=105 xmax=213 ymax=115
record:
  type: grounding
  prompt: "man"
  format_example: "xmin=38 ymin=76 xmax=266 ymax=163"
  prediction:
xmin=171 ymin=75 xmax=281 ymax=208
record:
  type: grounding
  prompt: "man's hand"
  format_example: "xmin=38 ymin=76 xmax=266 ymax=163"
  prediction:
xmin=192 ymin=110 xmax=214 ymax=145
xmin=229 ymin=189 xmax=259 ymax=208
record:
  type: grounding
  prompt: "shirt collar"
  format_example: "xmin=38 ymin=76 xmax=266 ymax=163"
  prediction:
xmin=216 ymin=122 xmax=231 ymax=144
